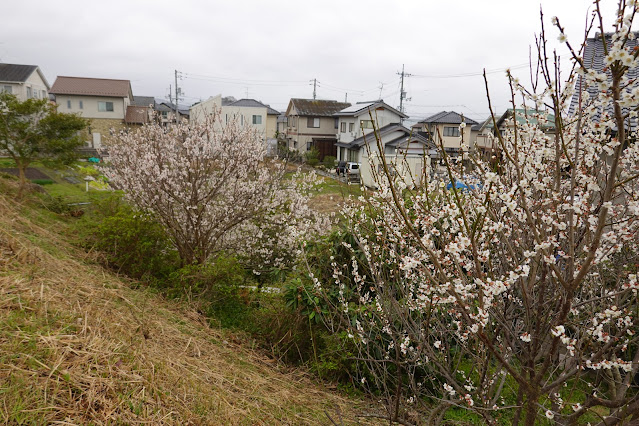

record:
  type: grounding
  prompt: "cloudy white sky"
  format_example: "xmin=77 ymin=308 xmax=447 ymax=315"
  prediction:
xmin=0 ymin=0 xmax=627 ymax=122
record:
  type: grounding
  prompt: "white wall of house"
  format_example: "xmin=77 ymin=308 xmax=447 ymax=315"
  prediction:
xmin=189 ymin=95 xmax=222 ymax=123
xmin=55 ymin=95 xmax=128 ymax=119
xmin=222 ymin=105 xmax=267 ymax=136
xmin=337 ymin=108 xmax=403 ymax=144
xmin=1 ymin=70 xmax=49 ymax=102
xmin=360 ymin=154 xmax=429 ymax=188
xmin=266 ymin=114 xmax=278 ymax=139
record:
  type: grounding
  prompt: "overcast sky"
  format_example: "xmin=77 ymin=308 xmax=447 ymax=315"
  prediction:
xmin=0 ymin=0 xmax=628 ymax=122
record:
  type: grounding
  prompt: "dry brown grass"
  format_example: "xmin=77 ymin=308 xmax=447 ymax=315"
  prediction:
xmin=0 ymin=186 xmax=376 ymax=425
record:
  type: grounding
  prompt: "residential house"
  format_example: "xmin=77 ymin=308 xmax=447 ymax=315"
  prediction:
xmin=336 ymin=123 xmax=436 ymax=188
xmin=49 ymin=76 xmax=133 ymax=149
xmin=156 ymin=100 xmax=190 ymax=126
xmin=492 ymin=108 xmax=555 ymax=135
xmin=189 ymin=95 xmax=222 ymax=123
xmin=569 ymin=31 xmax=639 ymax=132
xmin=189 ymin=95 xmax=279 ymax=141
xmin=276 ymin=113 xmax=288 ymax=136
xmin=223 ymin=98 xmax=280 ymax=139
xmin=334 ymin=100 xmax=407 ymax=163
xmin=0 ymin=63 xmax=50 ymax=101
xmin=124 ymin=95 xmax=155 ymax=127
xmin=412 ymin=111 xmax=478 ymax=158
xmin=189 ymin=95 xmax=279 ymax=155
xmin=473 ymin=117 xmax=498 ymax=156
xmin=284 ymin=98 xmax=350 ymax=156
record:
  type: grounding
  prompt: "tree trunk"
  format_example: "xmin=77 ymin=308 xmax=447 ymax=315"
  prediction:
xmin=17 ymin=164 xmax=27 ymax=199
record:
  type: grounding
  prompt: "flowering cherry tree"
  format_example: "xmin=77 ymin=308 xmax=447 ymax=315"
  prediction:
xmin=104 ymin=110 xmax=326 ymax=268
xmin=314 ymin=2 xmax=639 ymax=424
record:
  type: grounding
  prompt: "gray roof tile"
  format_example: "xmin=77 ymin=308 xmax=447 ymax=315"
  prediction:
xmin=227 ymin=98 xmax=280 ymax=115
xmin=0 ymin=63 xmax=38 ymax=83
xmin=418 ymin=111 xmax=478 ymax=125
xmin=569 ymin=32 xmax=639 ymax=131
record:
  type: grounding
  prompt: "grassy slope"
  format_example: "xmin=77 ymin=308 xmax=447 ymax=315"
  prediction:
xmin=0 ymin=181 xmax=373 ymax=425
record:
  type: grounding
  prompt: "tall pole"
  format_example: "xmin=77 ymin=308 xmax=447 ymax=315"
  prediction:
xmin=345 ymin=92 xmax=348 ymax=103
xmin=174 ymin=70 xmax=179 ymax=123
xmin=313 ymin=78 xmax=317 ymax=100
xmin=397 ymin=64 xmax=412 ymax=123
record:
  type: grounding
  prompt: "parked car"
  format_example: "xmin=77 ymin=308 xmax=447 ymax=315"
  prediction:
xmin=346 ymin=162 xmax=360 ymax=175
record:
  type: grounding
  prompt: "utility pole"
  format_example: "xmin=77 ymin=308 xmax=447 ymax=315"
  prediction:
xmin=174 ymin=70 xmax=183 ymax=124
xmin=345 ymin=92 xmax=348 ymax=103
xmin=378 ymin=82 xmax=384 ymax=100
xmin=312 ymin=78 xmax=317 ymax=100
xmin=397 ymin=64 xmax=412 ymax=121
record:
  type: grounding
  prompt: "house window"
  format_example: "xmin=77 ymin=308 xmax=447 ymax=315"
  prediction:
xmin=307 ymin=142 xmax=313 ymax=151
xmin=334 ymin=117 xmax=339 ymax=129
xmin=162 ymin=111 xmax=168 ymax=118
xmin=361 ymin=120 xmax=374 ymax=129
xmin=27 ymin=87 xmax=32 ymax=98
xmin=252 ymin=115 xmax=262 ymax=124
xmin=1 ymin=85 xmax=11 ymax=94
xmin=307 ymin=117 xmax=320 ymax=128
xmin=443 ymin=126 xmax=460 ymax=137
xmin=67 ymin=100 xmax=72 ymax=109
xmin=349 ymin=123 xmax=354 ymax=132
xmin=79 ymin=100 xmax=83 ymax=109
xmin=340 ymin=122 xmax=346 ymax=133
xmin=98 ymin=101 xmax=114 ymax=112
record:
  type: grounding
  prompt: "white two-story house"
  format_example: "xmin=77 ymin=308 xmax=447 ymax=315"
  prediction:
xmin=49 ymin=76 xmax=133 ymax=150
xmin=0 ymin=63 xmax=50 ymax=101
xmin=334 ymin=100 xmax=407 ymax=162
xmin=334 ymin=101 xmax=435 ymax=188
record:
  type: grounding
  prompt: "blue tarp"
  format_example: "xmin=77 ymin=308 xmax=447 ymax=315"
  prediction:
xmin=446 ymin=180 xmax=480 ymax=191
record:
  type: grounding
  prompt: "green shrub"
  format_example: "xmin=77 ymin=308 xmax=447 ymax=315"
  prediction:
xmin=85 ymin=195 xmax=179 ymax=280
xmin=42 ymin=195 xmax=72 ymax=214
xmin=322 ymin=155 xmax=336 ymax=168
xmin=31 ymin=179 xmax=54 ymax=185
xmin=305 ymin=148 xmax=320 ymax=166
xmin=76 ymin=165 xmax=100 ymax=177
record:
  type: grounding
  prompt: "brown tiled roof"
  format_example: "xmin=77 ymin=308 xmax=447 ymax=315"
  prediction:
xmin=288 ymin=98 xmax=351 ymax=116
xmin=50 ymin=76 xmax=132 ymax=98
xmin=125 ymin=105 xmax=149 ymax=124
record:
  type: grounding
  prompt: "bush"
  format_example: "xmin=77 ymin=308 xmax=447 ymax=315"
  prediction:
xmin=42 ymin=195 xmax=72 ymax=214
xmin=31 ymin=179 xmax=54 ymax=185
xmin=322 ymin=155 xmax=336 ymax=168
xmin=84 ymin=195 xmax=179 ymax=280
xmin=304 ymin=148 xmax=320 ymax=167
